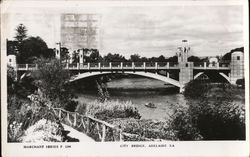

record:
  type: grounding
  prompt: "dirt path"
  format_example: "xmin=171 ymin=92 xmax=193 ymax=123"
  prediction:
xmin=62 ymin=124 xmax=95 ymax=142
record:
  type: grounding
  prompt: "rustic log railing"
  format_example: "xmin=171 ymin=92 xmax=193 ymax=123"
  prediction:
xmin=51 ymin=107 xmax=156 ymax=142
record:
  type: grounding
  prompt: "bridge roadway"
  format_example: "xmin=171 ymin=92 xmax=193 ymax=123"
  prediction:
xmin=16 ymin=62 xmax=231 ymax=92
xmin=15 ymin=62 xmax=231 ymax=71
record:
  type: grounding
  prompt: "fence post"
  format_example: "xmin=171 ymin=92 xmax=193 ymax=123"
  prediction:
xmin=119 ymin=130 xmax=123 ymax=141
xmin=67 ymin=112 xmax=72 ymax=126
xmin=88 ymin=63 xmax=90 ymax=70
xmin=98 ymin=63 xmax=101 ymax=70
xmin=143 ymin=62 xmax=146 ymax=70
xmin=155 ymin=62 xmax=158 ymax=70
xmin=26 ymin=64 xmax=28 ymax=70
xmin=121 ymin=62 xmax=123 ymax=70
xmin=86 ymin=117 xmax=90 ymax=134
xmin=132 ymin=62 xmax=135 ymax=70
xmin=204 ymin=62 xmax=207 ymax=69
xmin=101 ymin=124 xmax=106 ymax=142
xmin=167 ymin=62 xmax=169 ymax=69
xmin=109 ymin=62 xmax=112 ymax=70
xmin=59 ymin=109 xmax=61 ymax=120
xmin=73 ymin=113 xmax=77 ymax=127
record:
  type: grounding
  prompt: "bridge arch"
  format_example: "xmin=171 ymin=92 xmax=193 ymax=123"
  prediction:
xmin=193 ymin=71 xmax=230 ymax=83
xmin=70 ymin=71 xmax=181 ymax=87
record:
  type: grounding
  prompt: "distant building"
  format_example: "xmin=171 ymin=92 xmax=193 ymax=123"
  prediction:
xmin=7 ymin=55 xmax=17 ymax=68
xmin=209 ymin=57 xmax=218 ymax=67
xmin=60 ymin=14 xmax=101 ymax=52
xmin=7 ymin=39 xmax=18 ymax=56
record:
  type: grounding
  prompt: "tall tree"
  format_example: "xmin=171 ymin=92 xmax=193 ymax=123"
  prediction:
xmin=130 ymin=54 xmax=141 ymax=62
xmin=17 ymin=36 xmax=49 ymax=63
xmin=14 ymin=24 xmax=27 ymax=43
xmin=31 ymin=58 xmax=76 ymax=109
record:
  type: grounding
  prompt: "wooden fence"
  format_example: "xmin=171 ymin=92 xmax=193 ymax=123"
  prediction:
xmin=52 ymin=107 xmax=153 ymax=142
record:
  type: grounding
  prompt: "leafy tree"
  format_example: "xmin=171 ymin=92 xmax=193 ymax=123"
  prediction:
xmin=130 ymin=54 xmax=141 ymax=62
xmin=236 ymin=78 xmax=245 ymax=88
xmin=17 ymin=36 xmax=50 ymax=63
xmin=167 ymin=56 xmax=178 ymax=62
xmin=157 ymin=55 xmax=167 ymax=62
xmin=14 ymin=24 xmax=27 ymax=43
xmin=170 ymin=82 xmax=245 ymax=140
xmin=7 ymin=40 xmax=19 ymax=55
xmin=31 ymin=58 xmax=77 ymax=109
xmin=183 ymin=79 xmax=210 ymax=98
xmin=88 ymin=49 xmax=101 ymax=62
xmin=221 ymin=47 xmax=244 ymax=61
xmin=188 ymin=56 xmax=202 ymax=62
xmin=71 ymin=51 xmax=79 ymax=64
xmin=60 ymin=47 xmax=70 ymax=62
xmin=104 ymin=53 xmax=127 ymax=62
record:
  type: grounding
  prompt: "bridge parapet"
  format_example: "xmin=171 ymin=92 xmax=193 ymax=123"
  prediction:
xmin=15 ymin=62 xmax=232 ymax=71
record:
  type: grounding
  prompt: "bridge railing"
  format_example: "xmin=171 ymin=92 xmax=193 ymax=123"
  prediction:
xmin=134 ymin=62 xmax=144 ymax=68
xmin=219 ymin=62 xmax=230 ymax=68
xmin=169 ymin=62 xmax=178 ymax=67
xmin=123 ymin=62 xmax=133 ymax=68
xmin=111 ymin=62 xmax=122 ymax=68
xmin=52 ymin=107 xmax=159 ymax=142
xmin=193 ymin=62 xmax=205 ymax=67
xmin=17 ymin=64 xmax=27 ymax=70
xmin=68 ymin=63 xmax=78 ymax=69
xmin=16 ymin=61 xmax=231 ymax=71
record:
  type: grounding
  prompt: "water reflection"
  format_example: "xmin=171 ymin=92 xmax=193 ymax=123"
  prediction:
xmin=76 ymin=77 xmax=187 ymax=120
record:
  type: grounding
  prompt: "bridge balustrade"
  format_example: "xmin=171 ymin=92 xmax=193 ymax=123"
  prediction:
xmin=193 ymin=62 xmax=205 ymax=67
xmin=219 ymin=62 xmax=230 ymax=68
xmin=123 ymin=62 xmax=133 ymax=68
xmin=111 ymin=62 xmax=122 ymax=68
xmin=15 ymin=61 xmax=231 ymax=71
xmin=27 ymin=64 xmax=36 ymax=70
xmin=145 ymin=62 xmax=155 ymax=67
xmin=16 ymin=64 xmax=27 ymax=70
xmin=100 ymin=62 xmax=110 ymax=68
xmin=134 ymin=62 xmax=144 ymax=68
xmin=169 ymin=62 xmax=178 ymax=67
xmin=157 ymin=62 xmax=168 ymax=67
xmin=68 ymin=63 xmax=78 ymax=69
xmin=90 ymin=63 xmax=99 ymax=68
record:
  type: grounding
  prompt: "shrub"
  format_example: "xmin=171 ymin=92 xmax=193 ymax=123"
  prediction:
xmin=236 ymin=78 xmax=245 ymax=88
xmin=171 ymin=83 xmax=245 ymax=140
xmin=7 ymin=121 xmax=23 ymax=142
xmin=109 ymin=118 xmax=177 ymax=141
xmin=20 ymin=119 xmax=63 ymax=142
xmin=75 ymin=103 xmax=87 ymax=115
xmin=183 ymin=80 xmax=210 ymax=98
xmin=7 ymin=94 xmax=60 ymax=142
xmin=83 ymin=100 xmax=141 ymax=120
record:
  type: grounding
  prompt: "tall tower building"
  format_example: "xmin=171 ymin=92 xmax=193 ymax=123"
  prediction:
xmin=60 ymin=14 xmax=101 ymax=52
xmin=177 ymin=40 xmax=190 ymax=63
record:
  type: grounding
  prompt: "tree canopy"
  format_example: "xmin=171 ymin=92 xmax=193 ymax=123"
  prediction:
xmin=17 ymin=36 xmax=53 ymax=63
xmin=31 ymin=58 xmax=76 ymax=109
xmin=14 ymin=24 xmax=27 ymax=43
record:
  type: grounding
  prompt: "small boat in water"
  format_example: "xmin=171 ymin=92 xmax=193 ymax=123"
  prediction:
xmin=145 ymin=102 xmax=157 ymax=108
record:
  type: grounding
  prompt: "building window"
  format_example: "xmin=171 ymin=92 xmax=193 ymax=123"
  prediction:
xmin=186 ymin=63 xmax=188 ymax=67
xmin=237 ymin=56 xmax=240 ymax=60
xmin=9 ymin=59 xmax=12 ymax=62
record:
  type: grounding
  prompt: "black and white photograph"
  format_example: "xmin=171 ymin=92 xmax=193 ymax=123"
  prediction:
xmin=1 ymin=0 xmax=249 ymax=156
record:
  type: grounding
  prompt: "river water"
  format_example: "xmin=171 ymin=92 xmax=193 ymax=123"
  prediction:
xmin=75 ymin=77 xmax=187 ymax=120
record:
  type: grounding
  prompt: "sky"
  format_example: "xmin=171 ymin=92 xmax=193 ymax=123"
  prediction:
xmin=2 ymin=1 xmax=244 ymax=58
